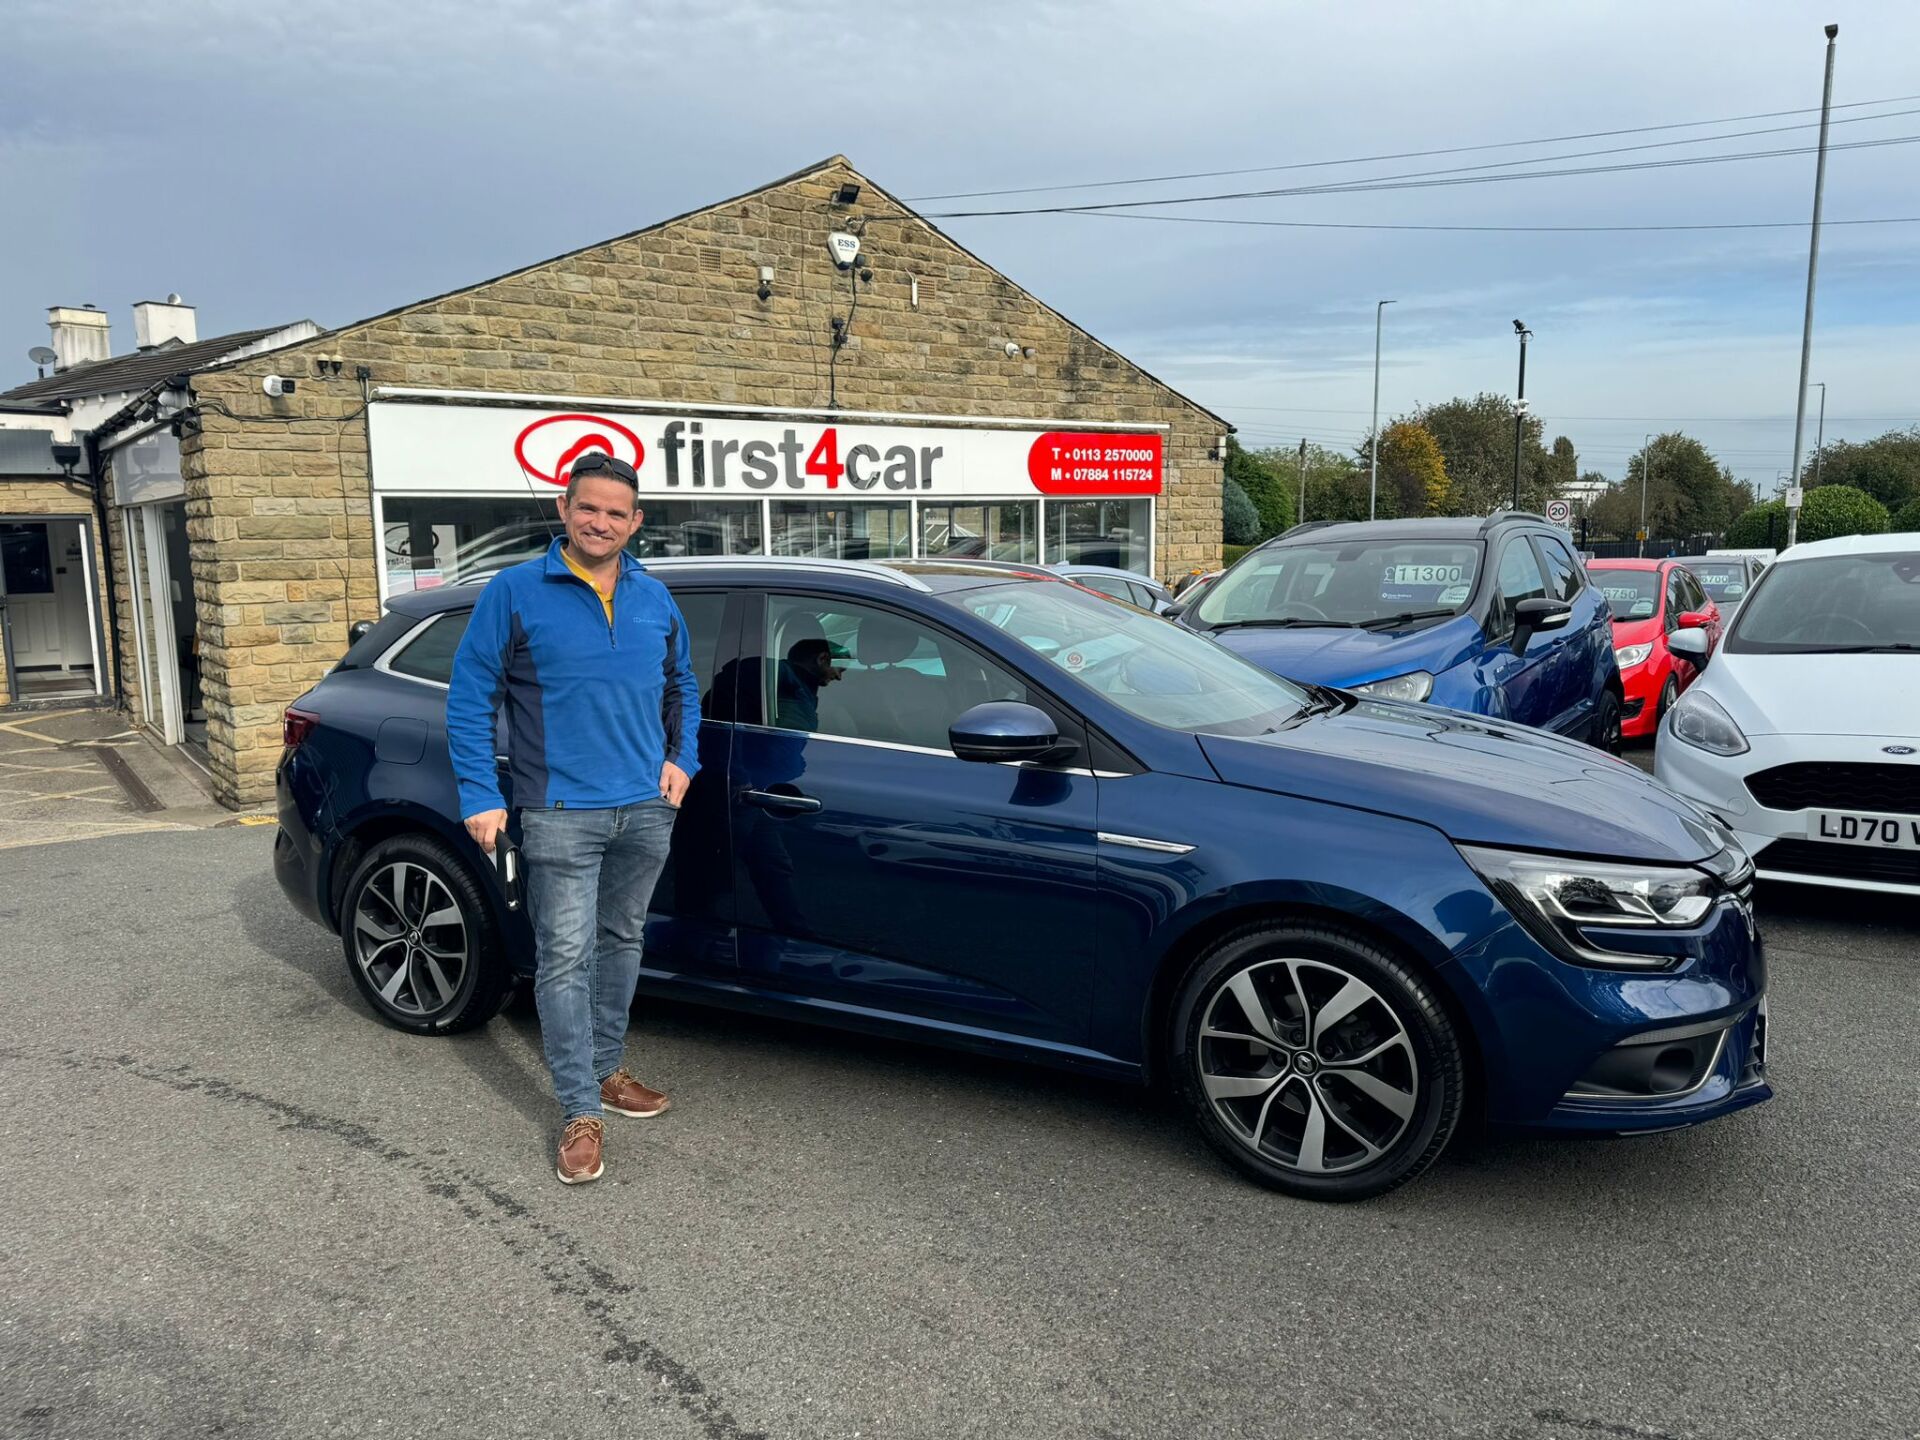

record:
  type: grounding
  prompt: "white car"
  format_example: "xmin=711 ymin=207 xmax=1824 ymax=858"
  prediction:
xmin=1656 ymin=532 xmax=1920 ymax=894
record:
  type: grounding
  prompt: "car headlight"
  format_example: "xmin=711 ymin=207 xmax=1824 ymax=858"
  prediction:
xmin=1352 ymin=669 xmax=1434 ymax=703
xmin=1667 ymin=689 xmax=1748 ymax=756
xmin=1614 ymin=642 xmax=1653 ymax=669
xmin=1459 ymin=844 xmax=1737 ymax=969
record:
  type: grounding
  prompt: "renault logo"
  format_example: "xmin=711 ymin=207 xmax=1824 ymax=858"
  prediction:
xmin=1884 ymin=745 xmax=1916 ymax=756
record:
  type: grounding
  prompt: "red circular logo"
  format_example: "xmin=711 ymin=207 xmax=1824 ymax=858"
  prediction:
xmin=513 ymin=413 xmax=646 ymax=488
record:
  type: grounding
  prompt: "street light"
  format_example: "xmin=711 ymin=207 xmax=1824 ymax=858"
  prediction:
xmin=1368 ymin=300 xmax=1395 ymax=521
xmin=1812 ymin=381 xmax=1827 ymax=487
xmin=1638 ymin=433 xmax=1655 ymax=558
xmin=1511 ymin=320 xmax=1532 ymax=511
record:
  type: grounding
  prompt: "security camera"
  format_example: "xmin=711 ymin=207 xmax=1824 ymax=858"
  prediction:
xmin=827 ymin=232 xmax=861 ymax=270
xmin=1003 ymin=341 xmax=1021 ymax=358
xmin=263 ymin=374 xmax=296 ymax=398
xmin=1512 ymin=319 xmax=1527 ymax=334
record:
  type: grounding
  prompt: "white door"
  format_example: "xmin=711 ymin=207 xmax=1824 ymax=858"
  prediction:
xmin=0 ymin=522 xmax=65 ymax=667
xmin=51 ymin=521 xmax=94 ymax=671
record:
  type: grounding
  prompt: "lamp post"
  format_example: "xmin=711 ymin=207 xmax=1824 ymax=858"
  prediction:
xmin=1812 ymin=381 xmax=1827 ymax=487
xmin=1787 ymin=24 xmax=1839 ymax=552
xmin=1296 ymin=437 xmax=1308 ymax=528
xmin=1511 ymin=320 xmax=1532 ymax=511
xmin=1368 ymin=300 xmax=1395 ymax=521
xmin=1638 ymin=433 xmax=1655 ymax=558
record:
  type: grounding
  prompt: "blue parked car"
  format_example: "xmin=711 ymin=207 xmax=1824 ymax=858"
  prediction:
xmin=1176 ymin=514 xmax=1624 ymax=751
xmin=275 ymin=556 xmax=1766 ymax=1200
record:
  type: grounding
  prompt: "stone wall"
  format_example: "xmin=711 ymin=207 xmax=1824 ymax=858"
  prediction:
xmin=186 ymin=155 xmax=1225 ymax=806
xmin=0 ymin=477 xmax=116 ymax=708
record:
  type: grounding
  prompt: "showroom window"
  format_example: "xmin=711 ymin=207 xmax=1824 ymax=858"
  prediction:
xmin=633 ymin=499 xmax=762 ymax=559
xmin=919 ymin=502 xmax=1038 ymax=563
xmin=771 ymin=500 xmax=911 ymax=560
xmin=1048 ymin=499 xmax=1150 ymax=572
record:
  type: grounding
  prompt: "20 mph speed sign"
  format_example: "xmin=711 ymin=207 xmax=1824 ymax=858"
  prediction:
xmin=1545 ymin=500 xmax=1572 ymax=526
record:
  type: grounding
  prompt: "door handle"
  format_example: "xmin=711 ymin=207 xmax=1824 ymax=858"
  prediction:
xmin=742 ymin=788 xmax=822 ymax=815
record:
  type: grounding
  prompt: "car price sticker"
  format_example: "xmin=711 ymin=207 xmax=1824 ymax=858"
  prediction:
xmin=1384 ymin=564 xmax=1467 ymax=585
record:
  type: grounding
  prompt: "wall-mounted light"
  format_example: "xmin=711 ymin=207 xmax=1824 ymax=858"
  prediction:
xmin=833 ymin=182 xmax=862 ymax=206
xmin=757 ymin=265 xmax=774 ymax=302
xmin=50 ymin=440 xmax=83 ymax=475
xmin=311 ymin=351 xmax=344 ymax=377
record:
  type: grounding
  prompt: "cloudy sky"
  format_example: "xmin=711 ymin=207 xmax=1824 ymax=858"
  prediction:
xmin=6 ymin=0 xmax=1917 ymax=490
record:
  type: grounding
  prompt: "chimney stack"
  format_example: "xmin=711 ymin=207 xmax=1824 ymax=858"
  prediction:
xmin=133 ymin=294 xmax=197 ymax=350
xmin=47 ymin=305 xmax=112 ymax=372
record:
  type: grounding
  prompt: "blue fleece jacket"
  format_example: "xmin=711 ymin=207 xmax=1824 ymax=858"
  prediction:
xmin=446 ymin=540 xmax=701 ymax=818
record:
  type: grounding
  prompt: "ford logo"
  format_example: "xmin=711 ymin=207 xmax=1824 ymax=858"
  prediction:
xmin=1884 ymin=745 xmax=1917 ymax=756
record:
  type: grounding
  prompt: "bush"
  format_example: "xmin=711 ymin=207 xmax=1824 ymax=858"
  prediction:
xmin=1223 ymin=478 xmax=1260 ymax=545
xmin=1795 ymin=484 xmax=1888 ymax=543
xmin=1890 ymin=497 xmax=1920 ymax=535
xmin=1725 ymin=501 xmax=1786 ymax=549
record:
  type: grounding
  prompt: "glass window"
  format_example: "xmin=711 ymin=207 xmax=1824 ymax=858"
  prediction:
xmin=960 ymin=581 xmax=1311 ymax=737
xmin=0 ymin=523 xmax=55 ymax=595
xmin=1678 ymin=570 xmax=1709 ymax=615
xmin=1492 ymin=539 xmax=1548 ymax=635
xmin=1197 ymin=540 xmax=1482 ymax=629
xmin=1587 ymin=567 xmax=1662 ymax=622
xmin=1681 ymin=560 xmax=1749 ymax=605
xmin=1726 ymin=550 xmax=1920 ymax=654
xmin=671 ymin=591 xmax=728 ymax=694
xmin=770 ymin=500 xmax=910 ymax=559
xmin=388 ymin=612 xmax=471 ymax=684
xmin=633 ymin=499 xmax=762 ymax=559
xmin=1076 ymin=575 xmax=1134 ymax=602
xmin=1534 ymin=535 xmax=1584 ymax=603
xmin=1048 ymin=498 xmax=1149 ymax=572
xmin=763 ymin=594 xmax=1027 ymax=750
xmin=921 ymin=502 xmax=1039 ymax=562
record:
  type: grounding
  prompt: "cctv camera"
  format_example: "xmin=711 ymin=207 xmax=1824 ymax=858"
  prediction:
xmin=263 ymin=374 xmax=296 ymax=398
xmin=1003 ymin=341 xmax=1021 ymax=358
xmin=1512 ymin=319 xmax=1526 ymax=334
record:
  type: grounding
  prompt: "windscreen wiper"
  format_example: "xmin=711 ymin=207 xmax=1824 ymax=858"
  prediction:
xmin=1208 ymin=617 xmax=1362 ymax=631
xmin=1358 ymin=608 xmax=1459 ymax=631
xmin=1793 ymin=642 xmax=1920 ymax=654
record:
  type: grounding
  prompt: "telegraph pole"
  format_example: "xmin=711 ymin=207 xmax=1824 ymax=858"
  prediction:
xmin=1787 ymin=24 xmax=1839 ymax=550
xmin=1296 ymin=438 xmax=1308 ymax=528
xmin=1369 ymin=300 xmax=1395 ymax=521
xmin=1812 ymin=382 xmax=1828 ymax=486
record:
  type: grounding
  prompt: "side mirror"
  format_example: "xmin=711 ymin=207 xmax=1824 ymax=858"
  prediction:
xmin=1162 ymin=601 xmax=1187 ymax=621
xmin=949 ymin=701 xmax=1071 ymax=764
xmin=347 ymin=619 xmax=374 ymax=646
xmin=1677 ymin=610 xmax=1713 ymax=629
xmin=1511 ymin=596 xmax=1572 ymax=651
xmin=1669 ymin=626 xmax=1711 ymax=664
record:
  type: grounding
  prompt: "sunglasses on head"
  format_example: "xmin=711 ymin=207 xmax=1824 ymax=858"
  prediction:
xmin=569 ymin=452 xmax=638 ymax=486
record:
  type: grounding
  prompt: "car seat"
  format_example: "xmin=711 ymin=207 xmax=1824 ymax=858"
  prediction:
xmin=826 ymin=614 xmax=949 ymax=747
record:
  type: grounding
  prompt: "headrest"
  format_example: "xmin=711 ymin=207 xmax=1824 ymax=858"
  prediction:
xmin=854 ymin=615 xmax=921 ymax=666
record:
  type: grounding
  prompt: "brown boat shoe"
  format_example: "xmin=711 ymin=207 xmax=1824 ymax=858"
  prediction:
xmin=600 ymin=1068 xmax=671 ymax=1119
xmin=556 ymin=1115 xmax=605 ymax=1185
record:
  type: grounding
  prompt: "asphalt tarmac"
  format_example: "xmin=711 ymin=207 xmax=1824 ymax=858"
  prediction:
xmin=2 ymin=826 xmax=1915 ymax=1440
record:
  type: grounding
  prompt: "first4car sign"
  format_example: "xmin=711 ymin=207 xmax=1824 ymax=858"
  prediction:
xmin=369 ymin=400 xmax=1166 ymax=498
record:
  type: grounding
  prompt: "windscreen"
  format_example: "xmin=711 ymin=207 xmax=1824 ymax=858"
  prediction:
xmin=1194 ymin=540 xmax=1483 ymax=628
xmin=959 ymin=582 xmax=1311 ymax=736
xmin=1726 ymin=551 xmax=1920 ymax=654
xmin=1681 ymin=561 xmax=1749 ymax=605
xmin=1589 ymin=568 xmax=1663 ymax=621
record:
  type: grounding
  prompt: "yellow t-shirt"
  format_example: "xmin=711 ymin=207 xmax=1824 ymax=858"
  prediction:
xmin=561 ymin=548 xmax=616 ymax=625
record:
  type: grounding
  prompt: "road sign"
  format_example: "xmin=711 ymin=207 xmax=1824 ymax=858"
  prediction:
xmin=1785 ymin=486 xmax=1805 ymax=508
xmin=1545 ymin=499 xmax=1572 ymax=525
xmin=1635 ymin=529 xmax=1648 ymax=542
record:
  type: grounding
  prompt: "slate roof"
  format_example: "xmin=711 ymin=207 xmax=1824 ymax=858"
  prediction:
xmin=0 ymin=326 xmax=293 ymax=405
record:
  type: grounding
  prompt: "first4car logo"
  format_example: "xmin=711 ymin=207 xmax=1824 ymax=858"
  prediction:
xmin=510 ymin=414 xmax=1164 ymax=494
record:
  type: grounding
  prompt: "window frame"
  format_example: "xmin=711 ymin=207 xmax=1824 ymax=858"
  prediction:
xmin=376 ymin=611 xmax=468 ymax=690
xmin=1489 ymin=536 xmax=1551 ymax=642
xmin=1530 ymin=533 xmax=1585 ymax=604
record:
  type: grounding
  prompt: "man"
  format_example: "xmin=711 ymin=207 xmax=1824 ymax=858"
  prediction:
xmin=446 ymin=452 xmax=701 ymax=1186
xmin=774 ymin=636 xmax=847 ymax=732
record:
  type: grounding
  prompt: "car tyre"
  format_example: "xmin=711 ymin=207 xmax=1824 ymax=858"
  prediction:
xmin=1169 ymin=923 xmax=1464 ymax=1201
xmin=1656 ymin=675 xmax=1679 ymax=722
xmin=1590 ymin=689 xmax=1623 ymax=754
xmin=340 ymin=833 xmax=510 ymax=1035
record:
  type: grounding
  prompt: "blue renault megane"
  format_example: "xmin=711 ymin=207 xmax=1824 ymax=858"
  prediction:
xmin=274 ymin=556 xmax=1767 ymax=1201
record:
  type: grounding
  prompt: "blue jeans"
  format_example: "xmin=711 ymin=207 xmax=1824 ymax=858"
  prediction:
xmin=519 ymin=801 xmax=677 ymax=1121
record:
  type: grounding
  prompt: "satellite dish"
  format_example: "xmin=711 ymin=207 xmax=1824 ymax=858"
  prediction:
xmin=29 ymin=346 xmax=56 ymax=365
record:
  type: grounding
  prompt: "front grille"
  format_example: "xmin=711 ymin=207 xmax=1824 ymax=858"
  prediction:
xmin=1756 ymin=838 xmax=1920 ymax=886
xmin=1747 ymin=761 xmax=1920 ymax=816
xmin=1740 ymin=1010 xmax=1767 ymax=1087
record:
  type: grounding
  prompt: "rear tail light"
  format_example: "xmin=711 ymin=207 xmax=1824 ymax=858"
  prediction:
xmin=283 ymin=706 xmax=320 ymax=748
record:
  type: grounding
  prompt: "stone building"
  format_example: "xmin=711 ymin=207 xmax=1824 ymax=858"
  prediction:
xmin=94 ymin=156 xmax=1227 ymax=807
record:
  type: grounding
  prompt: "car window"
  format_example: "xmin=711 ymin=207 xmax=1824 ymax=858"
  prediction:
xmin=387 ymin=612 xmax=471 ymax=684
xmin=1196 ymin=539 xmax=1483 ymax=627
xmin=1682 ymin=561 xmax=1749 ymax=604
xmin=1681 ymin=570 xmax=1710 ymax=614
xmin=1077 ymin=576 xmax=1133 ymax=602
xmin=1533 ymin=535 xmax=1584 ymax=603
xmin=762 ymin=594 xmax=1027 ymax=750
xmin=1664 ymin=572 xmax=1687 ymax=630
xmin=1492 ymin=539 xmax=1549 ymax=635
xmin=1588 ymin=567 xmax=1661 ymax=621
xmin=670 ymin=591 xmax=727 ymax=694
xmin=1726 ymin=550 xmax=1920 ymax=653
xmin=1127 ymin=581 xmax=1161 ymax=609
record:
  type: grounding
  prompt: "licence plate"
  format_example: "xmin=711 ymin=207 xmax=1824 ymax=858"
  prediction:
xmin=1811 ymin=810 xmax=1920 ymax=849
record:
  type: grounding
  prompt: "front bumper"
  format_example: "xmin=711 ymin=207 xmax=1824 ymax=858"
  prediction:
xmin=1655 ymin=724 xmax=1920 ymax=896
xmin=1617 ymin=656 xmax=1669 ymax=738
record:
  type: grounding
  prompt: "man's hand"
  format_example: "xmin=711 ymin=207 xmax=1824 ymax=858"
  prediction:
xmin=465 ymin=808 xmax=509 ymax=854
xmin=659 ymin=762 xmax=691 ymax=808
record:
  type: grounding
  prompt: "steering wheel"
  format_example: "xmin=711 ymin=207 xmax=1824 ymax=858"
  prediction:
xmin=1779 ymin=612 xmax=1876 ymax=644
xmin=1272 ymin=602 xmax=1332 ymax=622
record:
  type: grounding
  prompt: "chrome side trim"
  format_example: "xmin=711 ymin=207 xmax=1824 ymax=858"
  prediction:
xmin=731 ymin=723 xmax=1122 ymax=777
xmin=1097 ymin=832 xmax=1195 ymax=855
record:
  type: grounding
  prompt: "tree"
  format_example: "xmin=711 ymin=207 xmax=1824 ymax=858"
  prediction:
xmin=1225 ymin=437 xmax=1295 ymax=540
xmin=1369 ymin=420 xmax=1450 ymax=516
xmin=1618 ymin=433 xmax=1747 ymax=539
xmin=1794 ymin=484 xmax=1888 ymax=544
xmin=1801 ymin=427 xmax=1920 ymax=511
xmin=1726 ymin=501 xmax=1787 ymax=549
xmin=1407 ymin=393 xmax=1554 ymax=515
xmin=1548 ymin=436 xmax=1579 ymax=494
xmin=1256 ymin=443 xmax=1373 ymax=525
xmin=1891 ymin=497 xmax=1920 ymax=534
xmin=1223 ymin=476 xmax=1260 ymax=545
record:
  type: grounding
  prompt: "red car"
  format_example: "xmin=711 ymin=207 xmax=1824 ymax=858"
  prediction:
xmin=1586 ymin=558 xmax=1723 ymax=738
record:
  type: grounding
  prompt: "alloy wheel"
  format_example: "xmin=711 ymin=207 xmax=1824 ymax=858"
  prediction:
xmin=351 ymin=861 xmax=471 ymax=1018
xmin=1197 ymin=958 xmax=1419 ymax=1175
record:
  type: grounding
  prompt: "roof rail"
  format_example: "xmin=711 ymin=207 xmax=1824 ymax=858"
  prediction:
xmin=636 ymin=554 xmax=930 ymax=590
xmin=1479 ymin=510 xmax=1552 ymax=532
